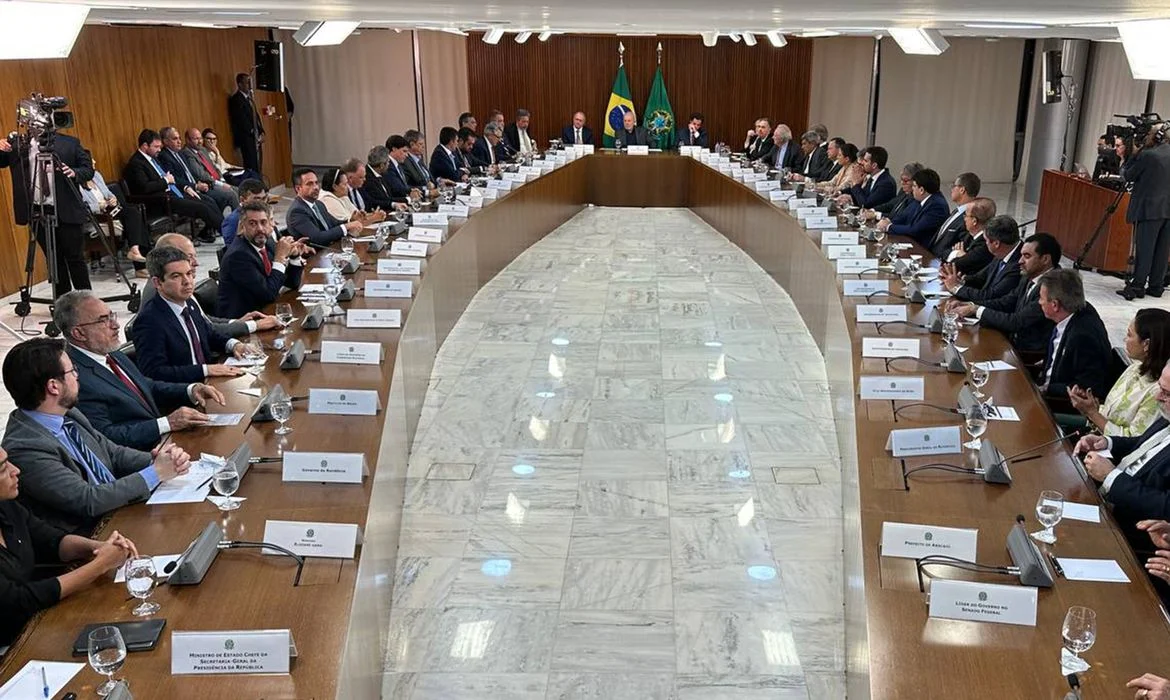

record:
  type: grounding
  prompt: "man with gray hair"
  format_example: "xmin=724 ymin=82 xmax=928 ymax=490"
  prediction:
xmin=479 ymin=122 xmax=508 ymax=167
xmin=1036 ymin=267 xmax=1111 ymax=401
xmin=767 ymin=124 xmax=798 ymax=170
xmin=55 ymin=290 xmax=225 ymax=450
xmin=340 ymin=158 xmax=373 ymax=213
xmin=793 ymin=130 xmax=832 ymax=181
xmin=504 ymin=108 xmax=535 ymax=154
xmin=361 ymin=145 xmax=403 ymax=212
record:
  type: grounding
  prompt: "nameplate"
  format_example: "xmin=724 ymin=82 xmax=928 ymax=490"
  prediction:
xmin=320 ymin=340 xmax=382 ymax=365
xmin=346 ymin=309 xmax=401 ymax=329
xmin=862 ymin=337 xmax=921 ymax=359
xmin=480 ymin=186 xmax=500 ymax=198
xmin=172 ymin=630 xmax=291 ymax=675
xmin=679 ymin=145 xmax=701 ymax=157
xmin=364 ymin=279 xmax=412 ymax=298
xmin=262 ymin=520 xmax=361 ymax=559
xmin=837 ymin=258 xmax=880 ymax=274
xmin=770 ymin=189 xmax=797 ymax=201
xmin=377 ymin=258 xmax=422 ymax=275
xmin=282 ymin=451 xmax=367 ymax=484
xmin=308 ymin=387 xmax=380 ymax=415
xmin=843 ymin=279 xmax=889 ymax=296
xmin=805 ymin=216 xmax=839 ymax=229
xmin=486 ymin=179 xmax=513 ymax=190
xmin=411 ymin=212 xmax=448 ymax=226
xmin=928 ymin=580 xmax=1037 ymax=627
xmin=623 ymin=145 xmax=648 ymax=156
xmin=860 ymin=375 xmax=925 ymax=400
xmin=437 ymin=204 xmax=470 ymax=217
xmin=754 ymin=180 xmax=781 ymax=192
xmin=794 ymin=206 xmax=830 ymax=219
xmin=717 ymin=164 xmax=733 ymax=174
xmin=856 ymin=304 xmax=907 ymax=322
xmin=456 ymin=195 xmax=483 ymax=208
xmin=741 ymin=173 xmax=764 ymax=183
xmin=574 ymin=144 xmax=595 ymax=155
xmin=390 ymin=240 xmax=428 ymax=258
xmin=824 ymin=244 xmax=868 ymax=260
xmin=407 ymin=227 xmax=444 ymax=244
xmin=881 ymin=522 xmax=978 ymax=561
xmin=822 ymin=230 xmax=859 ymax=245
xmin=884 ymin=426 xmax=963 ymax=457
xmin=503 ymin=172 xmax=526 ymax=182
xmin=518 ymin=166 xmax=541 ymax=175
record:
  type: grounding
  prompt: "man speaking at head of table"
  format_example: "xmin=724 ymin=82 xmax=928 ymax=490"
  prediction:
xmin=614 ymin=111 xmax=649 ymax=149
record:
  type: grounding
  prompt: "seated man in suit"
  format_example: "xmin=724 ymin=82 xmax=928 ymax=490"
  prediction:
xmin=793 ymin=130 xmax=833 ymax=182
xmin=875 ymin=167 xmax=949 ymax=247
xmin=477 ymin=123 xmax=509 ymax=170
xmin=562 ymin=111 xmax=593 ymax=147
xmin=123 ymin=129 xmax=222 ymax=242
xmin=764 ymin=124 xmax=799 ymax=170
xmin=221 ymin=178 xmax=268 ymax=246
xmin=948 ymin=233 xmax=1061 ymax=357
xmin=158 ymin=126 xmax=237 ymax=214
xmin=55 ymin=291 xmax=225 ymax=450
xmin=743 ymin=117 xmax=774 ymax=161
xmin=457 ymin=127 xmax=482 ymax=175
xmin=340 ymin=158 xmax=378 ymax=214
xmin=840 ymin=146 xmax=897 ymax=211
xmin=363 ymin=146 xmax=403 ymax=211
xmin=817 ymin=138 xmax=846 ymax=183
xmin=181 ymin=128 xmax=241 ymax=205
xmin=1036 ymin=267 xmax=1111 ymax=401
xmin=429 ymin=127 xmax=469 ymax=183
xmin=133 ymin=246 xmax=257 ymax=383
xmin=614 ymin=111 xmax=650 ymax=148
xmin=503 ymin=109 xmax=536 ymax=154
xmin=926 ymin=171 xmax=981 ymax=259
xmin=941 ymin=214 xmax=1023 ymax=301
xmin=458 ymin=111 xmax=477 ymax=133
xmin=217 ymin=201 xmax=309 ymax=320
xmin=676 ymin=112 xmax=708 ymax=149
xmin=1 ymin=338 xmax=191 ymax=533
xmin=945 ymin=196 xmax=996 ymax=275
xmin=286 ymin=167 xmax=363 ymax=247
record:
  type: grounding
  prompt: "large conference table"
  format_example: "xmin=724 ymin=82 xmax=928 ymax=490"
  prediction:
xmin=2 ymin=152 xmax=1167 ymax=699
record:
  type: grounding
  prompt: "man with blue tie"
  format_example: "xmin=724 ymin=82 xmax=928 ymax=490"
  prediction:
xmin=285 ymin=167 xmax=364 ymax=247
xmin=122 ymin=129 xmax=223 ymax=241
xmin=157 ymin=126 xmax=238 ymax=214
xmin=875 ymin=168 xmax=950 ymax=248
xmin=430 ymin=127 xmax=469 ymax=183
xmin=1 ymin=338 xmax=192 ymax=533
xmin=941 ymin=215 xmax=1024 ymax=302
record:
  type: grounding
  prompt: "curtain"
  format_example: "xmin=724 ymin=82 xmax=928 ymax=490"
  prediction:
xmin=417 ymin=31 xmax=471 ymax=145
xmin=1074 ymin=42 xmax=1150 ymax=171
xmin=810 ymin=37 xmax=874 ymax=147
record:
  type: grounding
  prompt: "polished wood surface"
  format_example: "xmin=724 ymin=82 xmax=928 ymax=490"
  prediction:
xmin=1037 ymin=169 xmax=1132 ymax=274
xmin=466 ymin=34 xmax=813 ymax=151
xmin=0 ymin=25 xmax=294 ymax=297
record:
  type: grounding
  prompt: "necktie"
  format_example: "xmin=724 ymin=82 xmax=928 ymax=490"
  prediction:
xmin=171 ymin=150 xmax=196 ymax=184
xmin=195 ymin=150 xmax=221 ymax=180
xmin=105 ymin=356 xmax=151 ymax=411
xmin=306 ymin=200 xmax=327 ymax=229
xmin=62 ymin=419 xmax=116 ymax=484
xmin=181 ymin=307 xmax=207 ymax=364
xmin=148 ymin=155 xmax=184 ymax=198
xmin=1045 ymin=326 xmax=1059 ymax=375
xmin=575 ymin=128 xmax=582 ymax=145
xmin=259 ymin=246 xmax=272 ymax=275
xmin=350 ymin=188 xmax=363 ymax=211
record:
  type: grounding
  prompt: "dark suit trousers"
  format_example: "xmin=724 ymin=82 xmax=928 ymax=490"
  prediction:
xmin=172 ymin=195 xmax=224 ymax=231
xmin=108 ymin=183 xmax=150 ymax=255
xmin=1132 ymin=218 xmax=1170 ymax=291
xmin=33 ymin=218 xmax=89 ymax=297
xmin=238 ymin=139 xmax=260 ymax=175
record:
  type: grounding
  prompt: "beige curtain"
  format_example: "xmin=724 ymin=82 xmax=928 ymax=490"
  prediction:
xmin=1074 ymin=42 xmax=1150 ymax=170
xmin=810 ymin=37 xmax=874 ymax=147
xmin=876 ymin=37 xmax=1024 ymax=183
xmin=416 ymin=31 xmax=471 ymax=145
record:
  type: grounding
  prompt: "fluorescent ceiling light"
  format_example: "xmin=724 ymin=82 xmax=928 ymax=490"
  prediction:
xmin=538 ymin=30 xmax=553 ymax=41
xmin=963 ymin=22 xmax=1046 ymax=29
xmin=728 ymin=32 xmax=742 ymax=42
xmin=0 ymin=1 xmax=89 ymax=59
xmin=701 ymin=31 xmax=718 ymax=47
xmin=483 ymin=27 xmax=505 ymax=44
xmin=293 ymin=20 xmax=359 ymax=47
xmin=765 ymin=30 xmax=788 ymax=47
xmin=441 ymin=27 xmax=468 ymax=36
xmin=799 ymin=29 xmax=840 ymax=37
xmin=209 ymin=11 xmax=268 ymax=16
xmin=1119 ymin=19 xmax=1170 ymax=80
xmin=742 ymin=32 xmax=757 ymax=46
xmin=889 ymin=27 xmax=950 ymax=54
xmin=180 ymin=22 xmax=228 ymax=28
xmin=515 ymin=31 xmax=532 ymax=43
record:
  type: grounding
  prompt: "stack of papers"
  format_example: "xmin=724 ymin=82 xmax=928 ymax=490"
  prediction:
xmin=0 ymin=661 xmax=84 ymax=698
xmin=972 ymin=360 xmax=1015 ymax=371
xmin=145 ymin=453 xmax=222 ymax=505
xmin=1055 ymin=558 xmax=1129 ymax=583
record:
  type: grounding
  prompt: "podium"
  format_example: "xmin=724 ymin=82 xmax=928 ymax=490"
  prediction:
xmin=1036 ymin=169 xmax=1131 ymax=274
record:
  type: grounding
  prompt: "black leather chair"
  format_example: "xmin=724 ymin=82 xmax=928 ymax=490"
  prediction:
xmin=193 ymin=277 xmax=219 ymax=318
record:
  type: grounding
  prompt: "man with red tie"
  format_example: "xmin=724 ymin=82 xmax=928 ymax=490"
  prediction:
xmin=217 ymin=201 xmax=309 ymax=320
xmin=55 ymin=291 xmax=225 ymax=450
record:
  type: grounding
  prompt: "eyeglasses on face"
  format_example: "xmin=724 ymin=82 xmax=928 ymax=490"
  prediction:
xmin=77 ymin=311 xmax=118 ymax=327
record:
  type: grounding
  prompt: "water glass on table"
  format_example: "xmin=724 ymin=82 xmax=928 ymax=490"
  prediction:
xmin=87 ymin=625 xmax=127 ymax=697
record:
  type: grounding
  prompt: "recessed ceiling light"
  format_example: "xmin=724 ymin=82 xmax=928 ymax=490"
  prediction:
xmin=742 ymin=32 xmax=757 ymax=46
xmin=701 ymin=31 xmax=718 ymax=47
xmin=799 ymin=29 xmax=840 ymax=38
xmin=963 ymin=22 xmax=1046 ymax=29
xmin=209 ymin=11 xmax=268 ymax=16
xmin=483 ymin=27 xmax=505 ymax=44
xmin=889 ymin=27 xmax=950 ymax=55
xmin=538 ymin=30 xmax=553 ymax=41
xmin=293 ymin=20 xmax=359 ymax=47
xmin=515 ymin=31 xmax=532 ymax=43
xmin=765 ymin=30 xmax=787 ymax=47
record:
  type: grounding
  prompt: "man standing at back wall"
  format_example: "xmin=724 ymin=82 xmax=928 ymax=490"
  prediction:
xmin=228 ymin=72 xmax=264 ymax=174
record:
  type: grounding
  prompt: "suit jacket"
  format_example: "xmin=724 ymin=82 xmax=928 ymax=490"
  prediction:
xmin=0 ymin=133 xmax=93 ymax=226
xmin=874 ymin=189 xmax=910 ymax=217
xmin=561 ymin=125 xmax=594 ymax=146
xmin=361 ymin=169 xmax=398 ymax=211
xmin=228 ymin=90 xmax=264 ymax=146
xmin=429 ymin=144 xmax=463 ymax=182
xmin=951 ymin=233 xmax=993 ymax=276
xmin=927 ymin=208 xmax=969 ymax=259
xmin=614 ymin=127 xmax=650 ymax=148
xmin=383 ymin=160 xmax=414 ymax=200
xmin=955 ymin=244 xmax=1023 ymax=303
xmin=976 ymin=275 xmax=1054 ymax=355
xmin=157 ymin=147 xmax=202 ymax=191
xmin=1123 ymin=143 xmax=1170 ymax=222
xmin=801 ymin=144 xmax=833 ymax=180
xmin=766 ymin=141 xmax=800 ymax=170
xmin=180 ymin=147 xmax=221 ymax=186
xmin=820 ymin=160 xmax=843 ymax=183
xmin=676 ymin=127 xmax=708 ymax=149
xmin=503 ymin=123 xmax=535 ymax=153
xmin=845 ymin=170 xmax=897 ymax=209
xmin=67 ymin=346 xmax=190 ymax=450
xmin=888 ymin=193 xmax=950 ymax=247
xmin=745 ymin=135 xmax=775 ymax=162
xmin=139 ymin=282 xmax=247 ymax=338
xmin=1 ymin=408 xmax=153 ymax=534
xmin=286 ymin=197 xmax=346 ymax=247
xmin=1043 ymin=302 xmax=1111 ymax=398
xmin=1105 ymin=417 xmax=1170 ymax=550
xmin=402 ymin=154 xmax=435 ymax=190
xmin=470 ymin=138 xmax=499 ymax=169
xmin=131 ymin=292 xmax=232 ymax=383
xmin=216 ymin=235 xmax=304 ymax=320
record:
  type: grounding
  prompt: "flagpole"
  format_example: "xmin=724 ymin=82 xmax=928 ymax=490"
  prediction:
xmin=618 ymin=41 xmax=625 ymax=67
xmin=656 ymin=41 xmax=662 ymax=65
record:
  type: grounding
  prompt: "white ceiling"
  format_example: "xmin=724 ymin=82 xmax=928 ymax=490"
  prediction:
xmin=45 ymin=0 xmax=1170 ymax=41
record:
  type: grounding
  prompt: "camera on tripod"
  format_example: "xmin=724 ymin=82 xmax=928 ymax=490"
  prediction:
xmin=15 ymin=93 xmax=73 ymax=142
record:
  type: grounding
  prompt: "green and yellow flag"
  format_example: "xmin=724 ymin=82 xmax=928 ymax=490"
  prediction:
xmin=643 ymin=65 xmax=675 ymax=150
xmin=603 ymin=64 xmax=635 ymax=148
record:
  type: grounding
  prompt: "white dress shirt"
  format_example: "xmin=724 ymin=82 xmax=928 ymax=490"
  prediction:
xmin=1102 ymin=423 xmax=1170 ymax=494
xmin=162 ymin=296 xmax=239 ymax=376
xmin=518 ymin=128 xmax=533 ymax=153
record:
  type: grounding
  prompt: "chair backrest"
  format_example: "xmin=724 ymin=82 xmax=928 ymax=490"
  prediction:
xmin=193 ymin=278 xmax=219 ymax=318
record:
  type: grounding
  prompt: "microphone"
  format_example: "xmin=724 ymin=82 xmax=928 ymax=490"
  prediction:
xmin=999 ymin=429 xmax=1083 ymax=464
xmin=1006 ymin=514 xmax=1055 ymax=587
xmin=977 ymin=428 xmax=1084 ymax=486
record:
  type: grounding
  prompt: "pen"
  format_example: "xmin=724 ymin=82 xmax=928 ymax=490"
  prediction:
xmin=197 ymin=474 xmax=215 ymax=490
xmin=1048 ymin=553 xmax=1065 ymax=577
xmin=41 ymin=665 xmax=48 ymax=698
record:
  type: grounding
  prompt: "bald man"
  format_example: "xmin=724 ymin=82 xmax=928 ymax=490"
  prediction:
xmin=561 ymin=112 xmax=593 ymax=146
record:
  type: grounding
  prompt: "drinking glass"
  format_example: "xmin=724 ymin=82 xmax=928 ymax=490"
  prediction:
xmin=341 ymin=235 xmax=355 ymax=255
xmin=393 ymin=208 xmax=407 ymax=225
xmin=970 ymin=363 xmax=990 ymax=400
xmin=125 ymin=557 xmax=160 ymax=616
xmin=272 ymin=397 xmax=294 ymax=436
xmin=871 ymin=226 xmax=886 ymax=245
xmin=276 ymin=303 xmax=293 ymax=336
xmin=1062 ymin=606 xmax=1096 ymax=671
xmin=212 ymin=462 xmax=241 ymax=511
xmin=942 ymin=313 xmax=960 ymax=345
xmin=1034 ymin=489 xmax=1064 ymax=544
xmin=963 ymin=402 xmax=987 ymax=451
xmin=87 ymin=626 xmax=127 ymax=697
xmin=323 ymin=279 xmax=340 ymax=316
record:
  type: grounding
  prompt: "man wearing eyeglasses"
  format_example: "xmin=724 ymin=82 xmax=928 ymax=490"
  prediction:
xmin=54 ymin=290 xmax=226 ymax=450
xmin=0 ymin=338 xmax=191 ymax=533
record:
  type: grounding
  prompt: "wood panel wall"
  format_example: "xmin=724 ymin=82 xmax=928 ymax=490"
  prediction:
xmin=0 ymin=25 xmax=293 ymax=297
xmin=466 ymin=34 xmax=813 ymax=151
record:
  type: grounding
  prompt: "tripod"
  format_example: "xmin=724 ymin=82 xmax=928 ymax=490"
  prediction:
xmin=1072 ymin=182 xmax=1131 ymax=279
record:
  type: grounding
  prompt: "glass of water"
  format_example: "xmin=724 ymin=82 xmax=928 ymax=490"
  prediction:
xmin=1062 ymin=605 xmax=1096 ymax=671
xmin=394 ymin=208 xmax=407 ymax=225
xmin=942 ymin=313 xmax=960 ymax=345
xmin=970 ymin=363 xmax=990 ymax=400
xmin=125 ymin=557 xmax=160 ymax=616
xmin=1034 ymin=489 xmax=1064 ymax=544
xmin=213 ymin=462 xmax=241 ymax=511
xmin=341 ymin=235 xmax=355 ymax=255
xmin=272 ymin=397 xmax=294 ymax=436
xmin=88 ymin=625 xmax=127 ymax=697
xmin=963 ymin=402 xmax=987 ymax=451
xmin=276 ymin=303 xmax=293 ymax=336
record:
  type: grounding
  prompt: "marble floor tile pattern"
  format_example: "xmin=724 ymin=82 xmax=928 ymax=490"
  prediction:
xmin=389 ymin=207 xmax=846 ymax=699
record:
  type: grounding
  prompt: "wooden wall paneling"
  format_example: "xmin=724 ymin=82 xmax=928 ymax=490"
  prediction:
xmin=466 ymin=34 xmax=813 ymax=152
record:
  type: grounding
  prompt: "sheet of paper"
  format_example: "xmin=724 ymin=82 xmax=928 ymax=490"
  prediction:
xmin=114 ymin=554 xmax=181 ymax=582
xmin=1048 ymin=500 xmax=1101 ymax=523
xmin=1056 ymin=557 xmax=1130 ymax=583
xmin=0 ymin=661 xmax=85 ymax=699
xmin=224 ymin=356 xmax=265 ymax=367
xmin=145 ymin=456 xmax=218 ymax=505
xmin=309 ymin=267 xmax=331 ymax=274
xmin=972 ymin=360 xmax=1015 ymax=371
xmin=985 ymin=405 xmax=1020 ymax=421
xmin=299 ymin=283 xmax=326 ymax=293
xmin=205 ymin=412 xmax=245 ymax=426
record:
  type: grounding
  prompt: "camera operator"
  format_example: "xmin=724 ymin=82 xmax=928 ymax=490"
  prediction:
xmin=0 ymin=130 xmax=93 ymax=297
xmin=1118 ymin=122 xmax=1170 ymax=301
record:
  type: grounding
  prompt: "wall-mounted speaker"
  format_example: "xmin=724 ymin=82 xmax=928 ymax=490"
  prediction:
xmin=254 ymin=39 xmax=283 ymax=93
xmin=1041 ymin=49 xmax=1063 ymax=104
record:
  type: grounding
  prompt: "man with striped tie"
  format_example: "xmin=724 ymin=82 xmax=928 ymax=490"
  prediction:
xmin=1 ymin=338 xmax=192 ymax=534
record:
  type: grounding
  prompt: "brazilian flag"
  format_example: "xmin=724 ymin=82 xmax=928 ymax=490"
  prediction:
xmin=603 ymin=65 xmax=635 ymax=148
xmin=643 ymin=66 xmax=675 ymax=150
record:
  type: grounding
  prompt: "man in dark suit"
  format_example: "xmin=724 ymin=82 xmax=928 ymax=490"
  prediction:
xmin=676 ymin=113 xmax=708 ymax=149
xmin=54 ymin=291 xmax=225 ymax=450
xmin=180 ymin=127 xmax=240 ymax=207
xmin=1 ymin=338 xmax=191 ymax=533
xmin=614 ymin=111 xmax=650 ymax=149
xmin=794 ymin=130 xmax=832 ymax=181
xmin=400 ymin=130 xmax=436 ymax=191
xmin=476 ymin=123 xmax=509 ymax=169
xmin=503 ymin=109 xmax=536 ymax=155
xmin=429 ymin=127 xmax=468 ymax=183
xmin=286 ymin=167 xmax=363 ymax=247
xmin=949 ymin=233 xmax=1061 ymax=357
xmin=217 ymin=201 xmax=308 ymax=320
xmin=562 ymin=112 xmax=593 ymax=146
xmin=763 ymin=125 xmax=799 ymax=170
xmin=158 ymin=126 xmax=237 ymax=217
xmin=456 ymin=127 xmax=480 ymax=176
xmin=743 ymin=118 xmax=774 ymax=161
xmin=942 ymin=214 xmax=1023 ymax=302
xmin=945 ymin=197 xmax=996 ymax=276
xmin=1035 ymin=267 xmax=1111 ymax=401
xmin=877 ymin=168 xmax=950 ymax=247
xmin=362 ymin=145 xmax=402 ymax=211
xmin=0 ymin=130 xmax=94 ymax=296
xmin=228 ymin=72 xmax=264 ymax=174
xmin=927 ymin=171 xmax=981 ymax=258
xmin=123 ymin=129 xmax=222 ymax=241
xmin=133 ymin=246 xmax=255 ymax=383
xmin=1119 ymin=124 xmax=1170 ymax=300
xmin=818 ymin=138 xmax=846 ymax=182
xmin=839 ymin=146 xmax=897 ymax=210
